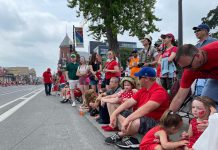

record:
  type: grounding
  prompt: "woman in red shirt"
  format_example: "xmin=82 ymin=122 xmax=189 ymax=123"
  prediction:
xmin=103 ymin=50 xmax=120 ymax=90
xmin=158 ymin=33 xmax=177 ymax=91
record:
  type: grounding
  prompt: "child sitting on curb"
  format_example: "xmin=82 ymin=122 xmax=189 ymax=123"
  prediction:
xmin=140 ymin=110 xmax=189 ymax=150
xmin=101 ymin=77 xmax=137 ymax=131
xmin=60 ymin=82 xmax=71 ymax=103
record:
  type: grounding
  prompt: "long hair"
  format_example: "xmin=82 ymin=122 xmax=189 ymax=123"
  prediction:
xmin=90 ymin=52 xmax=98 ymax=64
xmin=159 ymin=110 xmax=183 ymax=129
xmin=108 ymin=50 xmax=116 ymax=60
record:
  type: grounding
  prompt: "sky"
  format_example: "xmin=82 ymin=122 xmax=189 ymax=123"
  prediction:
xmin=0 ymin=0 xmax=217 ymax=76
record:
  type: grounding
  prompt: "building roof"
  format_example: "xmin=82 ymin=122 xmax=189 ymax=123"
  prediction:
xmin=59 ymin=34 xmax=73 ymax=48
xmin=6 ymin=67 xmax=29 ymax=76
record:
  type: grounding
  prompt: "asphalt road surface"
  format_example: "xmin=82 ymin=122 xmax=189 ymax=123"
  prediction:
xmin=0 ymin=85 xmax=117 ymax=150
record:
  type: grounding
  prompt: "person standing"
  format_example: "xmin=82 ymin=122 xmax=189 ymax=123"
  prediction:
xmin=89 ymin=52 xmax=102 ymax=92
xmin=129 ymin=49 xmax=140 ymax=78
xmin=76 ymin=56 xmax=90 ymax=106
xmin=43 ymin=68 xmax=52 ymax=96
xmin=192 ymin=23 xmax=217 ymax=99
xmin=138 ymin=35 xmax=158 ymax=68
xmin=65 ymin=53 xmax=79 ymax=107
xmin=159 ymin=33 xmax=177 ymax=91
xmin=103 ymin=50 xmax=120 ymax=90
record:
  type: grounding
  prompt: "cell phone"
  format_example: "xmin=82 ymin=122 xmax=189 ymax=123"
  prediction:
xmin=137 ymin=63 xmax=144 ymax=68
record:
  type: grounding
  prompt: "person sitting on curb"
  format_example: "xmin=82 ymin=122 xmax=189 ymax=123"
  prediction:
xmin=92 ymin=77 xmax=122 ymax=124
xmin=101 ymin=76 xmax=138 ymax=132
xmin=105 ymin=67 xmax=169 ymax=149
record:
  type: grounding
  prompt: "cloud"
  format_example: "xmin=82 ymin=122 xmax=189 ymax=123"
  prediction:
xmin=0 ymin=0 xmax=217 ymax=76
xmin=0 ymin=0 xmax=73 ymax=76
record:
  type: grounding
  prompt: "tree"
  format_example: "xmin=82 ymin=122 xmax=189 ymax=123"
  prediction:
xmin=202 ymin=6 xmax=218 ymax=39
xmin=67 ymin=0 xmax=160 ymax=51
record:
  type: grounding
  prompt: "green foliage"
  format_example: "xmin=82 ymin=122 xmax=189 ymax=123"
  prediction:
xmin=202 ymin=6 xmax=218 ymax=38
xmin=67 ymin=0 xmax=160 ymax=49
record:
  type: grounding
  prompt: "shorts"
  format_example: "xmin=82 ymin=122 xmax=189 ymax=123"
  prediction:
xmin=68 ymin=80 xmax=79 ymax=89
xmin=59 ymin=83 xmax=65 ymax=89
xmin=90 ymin=79 xmax=98 ymax=85
xmin=79 ymin=76 xmax=89 ymax=85
xmin=120 ymin=110 xmax=158 ymax=134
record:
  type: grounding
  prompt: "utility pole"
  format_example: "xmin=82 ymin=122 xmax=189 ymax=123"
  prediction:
xmin=178 ymin=0 xmax=183 ymax=47
xmin=178 ymin=0 xmax=183 ymax=79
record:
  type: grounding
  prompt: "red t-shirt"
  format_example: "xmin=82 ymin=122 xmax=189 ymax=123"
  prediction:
xmin=43 ymin=71 xmax=52 ymax=83
xmin=105 ymin=60 xmax=120 ymax=79
xmin=162 ymin=46 xmax=177 ymax=58
xmin=132 ymin=82 xmax=169 ymax=120
xmin=181 ymin=41 xmax=218 ymax=88
xmin=140 ymin=126 xmax=165 ymax=150
xmin=59 ymin=74 xmax=65 ymax=84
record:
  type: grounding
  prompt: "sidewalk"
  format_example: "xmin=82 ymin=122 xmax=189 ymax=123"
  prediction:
xmin=73 ymin=100 xmax=190 ymax=149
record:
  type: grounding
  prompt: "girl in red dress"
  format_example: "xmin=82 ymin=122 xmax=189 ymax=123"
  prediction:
xmin=101 ymin=77 xmax=137 ymax=131
xmin=181 ymin=96 xmax=216 ymax=150
xmin=140 ymin=110 xmax=188 ymax=150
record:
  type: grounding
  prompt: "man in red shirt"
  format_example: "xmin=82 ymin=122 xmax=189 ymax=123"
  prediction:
xmin=170 ymin=41 xmax=218 ymax=112
xmin=105 ymin=67 xmax=169 ymax=149
xmin=43 ymin=68 xmax=52 ymax=96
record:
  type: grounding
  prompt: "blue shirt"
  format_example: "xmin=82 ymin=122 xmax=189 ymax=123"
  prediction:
xmin=195 ymin=36 xmax=217 ymax=48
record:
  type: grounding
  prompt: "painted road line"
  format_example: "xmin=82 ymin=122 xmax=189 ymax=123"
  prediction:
xmin=0 ymin=88 xmax=33 ymax=96
xmin=0 ymin=88 xmax=42 ymax=110
xmin=0 ymin=88 xmax=43 ymax=122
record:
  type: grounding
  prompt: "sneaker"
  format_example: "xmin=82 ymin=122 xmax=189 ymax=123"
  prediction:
xmin=115 ymin=136 xmax=139 ymax=149
xmin=71 ymin=101 xmax=76 ymax=107
xmin=105 ymin=133 xmax=122 ymax=144
xmin=60 ymin=99 xmax=68 ymax=103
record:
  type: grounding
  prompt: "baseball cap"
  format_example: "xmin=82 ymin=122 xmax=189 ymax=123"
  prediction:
xmin=134 ymin=67 xmax=156 ymax=77
xmin=132 ymin=49 xmax=138 ymax=53
xmin=193 ymin=24 xmax=210 ymax=32
xmin=71 ymin=53 xmax=76 ymax=58
xmin=161 ymin=33 xmax=175 ymax=42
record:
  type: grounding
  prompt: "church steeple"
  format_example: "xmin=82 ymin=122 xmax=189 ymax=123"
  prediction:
xmin=58 ymin=33 xmax=74 ymax=69
xmin=59 ymin=33 xmax=73 ymax=48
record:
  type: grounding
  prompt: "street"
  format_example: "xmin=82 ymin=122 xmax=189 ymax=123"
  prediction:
xmin=0 ymin=85 xmax=117 ymax=150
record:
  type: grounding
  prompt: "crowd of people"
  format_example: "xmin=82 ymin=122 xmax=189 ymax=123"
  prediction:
xmin=42 ymin=23 xmax=218 ymax=150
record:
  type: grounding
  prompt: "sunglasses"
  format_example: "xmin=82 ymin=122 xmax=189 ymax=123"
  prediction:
xmin=194 ymin=29 xmax=202 ymax=33
xmin=161 ymin=35 xmax=171 ymax=39
xmin=182 ymin=54 xmax=196 ymax=69
xmin=139 ymin=76 xmax=146 ymax=80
